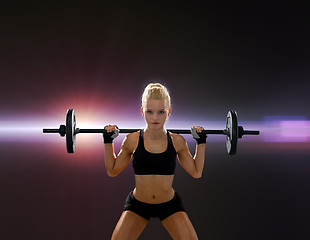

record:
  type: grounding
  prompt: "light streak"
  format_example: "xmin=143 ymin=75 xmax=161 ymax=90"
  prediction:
xmin=1 ymin=116 xmax=309 ymax=146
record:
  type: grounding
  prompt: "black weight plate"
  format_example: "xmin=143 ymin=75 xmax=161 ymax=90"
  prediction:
xmin=226 ymin=111 xmax=238 ymax=155
xmin=66 ymin=109 xmax=76 ymax=153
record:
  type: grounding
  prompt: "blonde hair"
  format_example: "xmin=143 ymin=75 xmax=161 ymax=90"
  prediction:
xmin=141 ymin=83 xmax=171 ymax=110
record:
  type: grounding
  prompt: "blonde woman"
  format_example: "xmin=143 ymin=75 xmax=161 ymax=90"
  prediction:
xmin=104 ymin=83 xmax=206 ymax=240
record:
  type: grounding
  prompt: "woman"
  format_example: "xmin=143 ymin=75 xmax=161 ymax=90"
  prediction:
xmin=104 ymin=83 xmax=206 ymax=240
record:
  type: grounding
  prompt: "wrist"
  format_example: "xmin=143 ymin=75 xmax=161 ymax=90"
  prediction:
xmin=103 ymin=136 xmax=114 ymax=143
xmin=195 ymin=139 xmax=206 ymax=145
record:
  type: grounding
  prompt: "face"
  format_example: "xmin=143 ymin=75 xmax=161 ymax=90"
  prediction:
xmin=141 ymin=99 xmax=172 ymax=130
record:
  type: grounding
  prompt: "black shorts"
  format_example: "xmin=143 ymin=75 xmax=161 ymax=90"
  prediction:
xmin=123 ymin=190 xmax=186 ymax=221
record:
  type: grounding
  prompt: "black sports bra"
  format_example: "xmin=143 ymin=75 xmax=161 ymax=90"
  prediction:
xmin=132 ymin=130 xmax=177 ymax=175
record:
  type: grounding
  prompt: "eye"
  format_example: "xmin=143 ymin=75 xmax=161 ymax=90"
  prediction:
xmin=159 ymin=110 xmax=165 ymax=114
xmin=146 ymin=110 xmax=152 ymax=114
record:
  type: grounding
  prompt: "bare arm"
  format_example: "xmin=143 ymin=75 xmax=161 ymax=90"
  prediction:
xmin=104 ymin=134 xmax=136 ymax=177
xmin=174 ymin=134 xmax=206 ymax=179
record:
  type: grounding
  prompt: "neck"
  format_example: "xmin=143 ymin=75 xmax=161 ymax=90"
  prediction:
xmin=144 ymin=127 xmax=167 ymax=137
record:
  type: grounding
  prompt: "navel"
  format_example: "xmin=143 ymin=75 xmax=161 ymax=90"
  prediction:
xmin=152 ymin=195 xmax=156 ymax=199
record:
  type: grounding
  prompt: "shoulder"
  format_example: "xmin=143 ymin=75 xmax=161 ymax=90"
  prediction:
xmin=170 ymin=132 xmax=187 ymax=152
xmin=122 ymin=131 xmax=140 ymax=152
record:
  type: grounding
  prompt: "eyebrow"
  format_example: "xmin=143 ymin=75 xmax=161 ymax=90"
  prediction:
xmin=146 ymin=109 xmax=166 ymax=111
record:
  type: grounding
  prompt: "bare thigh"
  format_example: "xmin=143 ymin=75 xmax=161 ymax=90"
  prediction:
xmin=111 ymin=210 xmax=149 ymax=240
xmin=161 ymin=212 xmax=198 ymax=240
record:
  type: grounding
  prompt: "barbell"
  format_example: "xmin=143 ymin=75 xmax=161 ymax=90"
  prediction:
xmin=43 ymin=109 xmax=260 ymax=154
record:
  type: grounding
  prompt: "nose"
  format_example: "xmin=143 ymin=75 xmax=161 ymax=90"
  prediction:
xmin=152 ymin=113 xmax=159 ymax=121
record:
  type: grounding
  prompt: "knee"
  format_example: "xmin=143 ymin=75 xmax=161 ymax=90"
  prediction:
xmin=180 ymin=233 xmax=198 ymax=240
xmin=170 ymin=226 xmax=198 ymax=240
xmin=111 ymin=231 xmax=135 ymax=240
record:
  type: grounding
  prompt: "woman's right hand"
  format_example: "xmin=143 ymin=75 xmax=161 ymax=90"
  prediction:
xmin=103 ymin=125 xmax=119 ymax=143
xmin=104 ymin=125 xmax=118 ymax=132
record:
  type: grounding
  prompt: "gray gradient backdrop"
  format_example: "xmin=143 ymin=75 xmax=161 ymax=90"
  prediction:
xmin=1 ymin=3 xmax=309 ymax=240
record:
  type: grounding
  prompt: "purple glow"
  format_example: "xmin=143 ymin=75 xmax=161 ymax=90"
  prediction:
xmin=1 ymin=115 xmax=309 ymax=157
xmin=263 ymin=116 xmax=310 ymax=142
xmin=280 ymin=121 xmax=310 ymax=142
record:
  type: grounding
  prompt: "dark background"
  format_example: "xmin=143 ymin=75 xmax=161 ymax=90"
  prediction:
xmin=1 ymin=3 xmax=309 ymax=240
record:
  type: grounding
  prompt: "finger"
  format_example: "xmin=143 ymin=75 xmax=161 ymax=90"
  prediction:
xmin=196 ymin=126 xmax=202 ymax=133
xmin=106 ymin=125 xmax=118 ymax=132
xmin=104 ymin=125 xmax=113 ymax=132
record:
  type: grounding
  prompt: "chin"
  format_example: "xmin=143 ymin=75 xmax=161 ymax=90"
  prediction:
xmin=149 ymin=124 xmax=163 ymax=129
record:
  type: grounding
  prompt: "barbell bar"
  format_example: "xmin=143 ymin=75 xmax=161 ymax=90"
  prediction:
xmin=43 ymin=109 xmax=260 ymax=154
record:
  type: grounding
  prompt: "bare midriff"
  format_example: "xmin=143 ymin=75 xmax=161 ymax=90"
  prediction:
xmin=133 ymin=174 xmax=175 ymax=204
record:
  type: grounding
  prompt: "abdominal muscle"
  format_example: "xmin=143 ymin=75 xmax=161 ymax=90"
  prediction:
xmin=133 ymin=174 xmax=175 ymax=204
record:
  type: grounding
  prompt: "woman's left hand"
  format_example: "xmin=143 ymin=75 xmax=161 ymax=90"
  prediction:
xmin=191 ymin=126 xmax=207 ymax=144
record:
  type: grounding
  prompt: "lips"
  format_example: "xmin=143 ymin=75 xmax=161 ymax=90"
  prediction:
xmin=151 ymin=122 xmax=160 ymax=125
